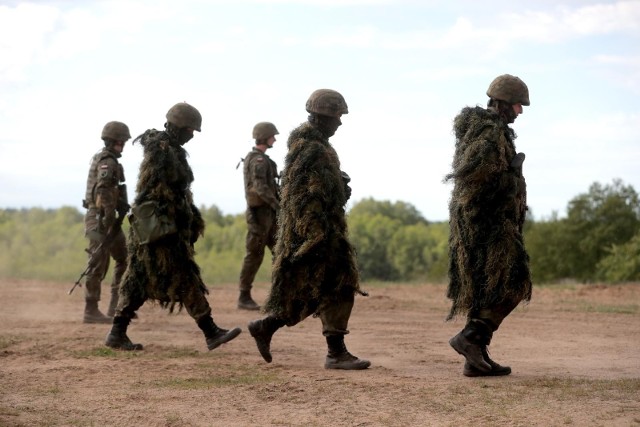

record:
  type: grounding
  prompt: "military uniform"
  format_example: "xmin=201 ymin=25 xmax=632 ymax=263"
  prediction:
xmin=248 ymin=89 xmax=370 ymax=370
xmin=105 ymin=102 xmax=241 ymax=352
xmin=81 ymin=122 xmax=130 ymax=323
xmin=446 ymin=75 xmax=532 ymax=376
xmin=239 ymin=147 xmax=279 ymax=297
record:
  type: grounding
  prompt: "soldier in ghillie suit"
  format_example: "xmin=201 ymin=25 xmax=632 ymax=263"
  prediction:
xmin=81 ymin=121 xmax=131 ymax=324
xmin=105 ymin=102 xmax=241 ymax=351
xmin=248 ymin=89 xmax=370 ymax=370
xmin=446 ymin=74 xmax=533 ymax=377
xmin=237 ymin=122 xmax=280 ymax=310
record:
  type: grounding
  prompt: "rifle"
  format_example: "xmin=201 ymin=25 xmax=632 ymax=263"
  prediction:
xmin=69 ymin=212 xmax=126 ymax=295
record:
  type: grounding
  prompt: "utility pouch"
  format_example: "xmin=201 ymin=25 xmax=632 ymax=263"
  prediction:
xmin=129 ymin=201 xmax=177 ymax=244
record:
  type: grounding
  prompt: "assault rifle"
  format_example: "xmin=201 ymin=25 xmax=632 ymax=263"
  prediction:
xmin=68 ymin=210 xmax=126 ymax=295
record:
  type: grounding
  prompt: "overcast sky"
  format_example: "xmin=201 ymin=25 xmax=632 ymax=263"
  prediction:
xmin=1 ymin=0 xmax=638 ymax=221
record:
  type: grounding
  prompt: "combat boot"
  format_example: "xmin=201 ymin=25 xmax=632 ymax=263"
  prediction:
xmin=105 ymin=316 xmax=143 ymax=350
xmin=106 ymin=289 xmax=119 ymax=317
xmin=324 ymin=335 xmax=371 ymax=370
xmin=197 ymin=316 xmax=242 ymax=351
xmin=463 ymin=347 xmax=511 ymax=377
xmin=237 ymin=290 xmax=260 ymax=311
xmin=83 ymin=299 xmax=112 ymax=324
xmin=449 ymin=319 xmax=492 ymax=373
xmin=248 ymin=316 xmax=285 ymax=363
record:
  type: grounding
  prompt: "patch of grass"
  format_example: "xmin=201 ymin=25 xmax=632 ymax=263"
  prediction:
xmin=577 ymin=303 xmax=639 ymax=314
xmin=70 ymin=347 xmax=142 ymax=358
xmin=0 ymin=335 xmax=21 ymax=350
xmin=152 ymin=365 xmax=279 ymax=389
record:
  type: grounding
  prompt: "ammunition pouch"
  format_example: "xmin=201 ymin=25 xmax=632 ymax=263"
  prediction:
xmin=246 ymin=190 xmax=265 ymax=208
xmin=128 ymin=201 xmax=177 ymax=244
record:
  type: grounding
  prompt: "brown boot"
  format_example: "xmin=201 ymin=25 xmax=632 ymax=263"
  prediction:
xmin=83 ymin=299 xmax=112 ymax=324
xmin=237 ymin=290 xmax=260 ymax=311
xmin=248 ymin=316 xmax=284 ymax=363
xmin=463 ymin=347 xmax=511 ymax=377
xmin=105 ymin=316 xmax=143 ymax=350
xmin=197 ymin=316 xmax=241 ymax=351
xmin=324 ymin=335 xmax=370 ymax=370
xmin=449 ymin=320 xmax=492 ymax=373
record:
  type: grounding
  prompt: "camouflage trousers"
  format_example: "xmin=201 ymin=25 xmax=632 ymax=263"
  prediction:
xmin=469 ymin=297 xmax=521 ymax=332
xmin=115 ymin=279 xmax=212 ymax=323
xmin=84 ymin=229 xmax=127 ymax=302
xmin=285 ymin=292 xmax=355 ymax=337
xmin=239 ymin=206 xmax=277 ymax=291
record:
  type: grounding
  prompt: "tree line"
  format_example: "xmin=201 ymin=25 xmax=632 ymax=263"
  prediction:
xmin=0 ymin=179 xmax=638 ymax=285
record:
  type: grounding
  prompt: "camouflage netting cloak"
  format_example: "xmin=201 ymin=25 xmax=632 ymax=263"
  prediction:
xmin=121 ymin=129 xmax=206 ymax=312
xmin=264 ymin=122 xmax=361 ymax=324
xmin=446 ymin=106 xmax=532 ymax=320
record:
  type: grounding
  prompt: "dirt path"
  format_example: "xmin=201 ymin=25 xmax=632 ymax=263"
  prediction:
xmin=1 ymin=279 xmax=639 ymax=426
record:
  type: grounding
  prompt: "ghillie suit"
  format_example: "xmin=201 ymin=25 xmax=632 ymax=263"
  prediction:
xmin=106 ymin=103 xmax=241 ymax=352
xmin=264 ymin=122 xmax=361 ymax=325
xmin=445 ymin=105 xmax=532 ymax=376
xmin=446 ymin=106 xmax=532 ymax=321
xmin=249 ymin=89 xmax=369 ymax=370
xmin=115 ymin=127 xmax=210 ymax=318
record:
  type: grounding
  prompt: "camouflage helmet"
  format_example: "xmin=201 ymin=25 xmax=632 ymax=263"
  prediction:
xmin=252 ymin=122 xmax=279 ymax=140
xmin=487 ymin=74 xmax=530 ymax=106
xmin=305 ymin=89 xmax=349 ymax=117
xmin=166 ymin=102 xmax=202 ymax=131
xmin=101 ymin=121 xmax=131 ymax=142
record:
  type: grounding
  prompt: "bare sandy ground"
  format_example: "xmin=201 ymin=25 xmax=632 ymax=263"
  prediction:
xmin=1 ymin=279 xmax=639 ymax=426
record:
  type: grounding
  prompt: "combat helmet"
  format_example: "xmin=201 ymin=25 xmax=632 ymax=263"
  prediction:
xmin=252 ymin=122 xmax=279 ymax=140
xmin=487 ymin=74 xmax=530 ymax=106
xmin=305 ymin=89 xmax=349 ymax=117
xmin=166 ymin=102 xmax=202 ymax=131
xmin=101 ymin=121 xmax=131 ymax=142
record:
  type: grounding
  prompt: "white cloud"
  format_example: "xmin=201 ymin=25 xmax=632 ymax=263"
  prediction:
xmin=0 ymin=3 xmax=59 ymax=81
xmin=312 ymin=26 xmax=377 ymax=48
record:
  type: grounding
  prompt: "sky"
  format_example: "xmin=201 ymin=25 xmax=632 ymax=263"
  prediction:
xmin=0 ymin=0 xmax=638 ymax=222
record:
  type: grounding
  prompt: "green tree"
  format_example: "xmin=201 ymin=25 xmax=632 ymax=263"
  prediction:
xmin=349 ymin=197 xmax=428 ymax=226
xmin=349 ymin=213 xmax=402 ymax=281
xmin=596 ymin=231 xmax=640 ymax=282
xmin=563 ymin=179 xmax=640 ymax=281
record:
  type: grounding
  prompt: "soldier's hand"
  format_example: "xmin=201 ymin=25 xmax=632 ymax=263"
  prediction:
xmin=510 ymin=152 xmax=525 ymax=169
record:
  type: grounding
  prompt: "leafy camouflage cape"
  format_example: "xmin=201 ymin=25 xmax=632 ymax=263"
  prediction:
xmin=446 ymin=106 xmax=532 ymax=320
xmin=264 ymin=122 xmax=360 ymax=324
xmin=120 ymin=129 xmax=206 ymax=312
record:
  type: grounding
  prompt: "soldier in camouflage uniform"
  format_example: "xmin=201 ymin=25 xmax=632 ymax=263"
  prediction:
xmin=446 ymin=74 xmax=532 ymax=377
xmin=105 ymin=102 xmax=241 ymax=351
xmin=82 ymin=121 xmax=131 ymax=324
xmin=237 ymin=122 xmax=280 ymax=310
xmin=248 ymin=89 xmax=370 ymax=370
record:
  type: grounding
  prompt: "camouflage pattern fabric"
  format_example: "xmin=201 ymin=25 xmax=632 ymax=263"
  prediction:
xmin=83 ymin=147 xmax=128 ymax=301
xmin=264 ymin=122 xmax=360 ymax=325
xmin=446 ymin=106 xmax=532 ymax=321
xmin=117 ymin=128 xmax=209 ymax=318
xmin=243 ymin=147 xmax=279 ymax=210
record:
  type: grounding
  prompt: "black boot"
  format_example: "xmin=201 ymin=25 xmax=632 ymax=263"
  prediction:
xmin=106 ymin=289 xmax=119 ymax=317
xmin=197 ymin=316 xmax=241 ymax=351
xmin=248 ymin=316 xmax=285 ymax=363
xmin=463 ymin=346 xmax=512 ymax=377
xmin=238 ymin=290 xmax=260 ymax=311
xmin=84 ymin=299 xmax=112 ymax=324
xmin=105 ymin=316 xmax=143 ymax=350
xmin=324 ymin=335 xmax=371 ymax=370
xmin=449 ymin=319 xmax=492 ymax=373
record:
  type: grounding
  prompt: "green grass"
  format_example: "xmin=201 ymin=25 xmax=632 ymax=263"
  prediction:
xmin=152 ymin=365 xmax=279 ymax=389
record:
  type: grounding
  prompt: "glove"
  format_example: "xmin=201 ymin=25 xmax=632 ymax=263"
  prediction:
xmin=510 ymin=152 xmax=525 ymax=169
xmin=341 ymin=171 xmax=352 ymax=200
